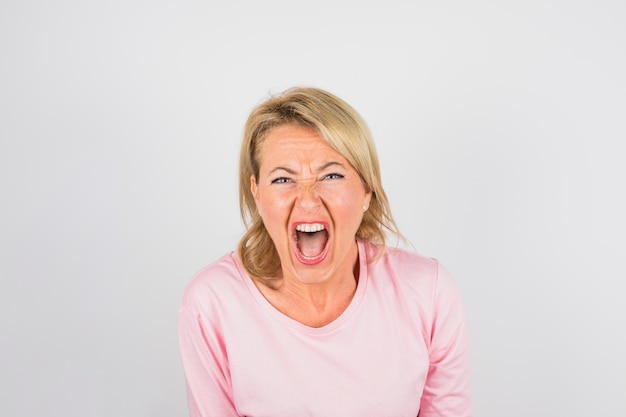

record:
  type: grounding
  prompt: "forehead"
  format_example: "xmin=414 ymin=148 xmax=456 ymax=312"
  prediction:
xmin=258 ymin=125 xmax=347 ymax=167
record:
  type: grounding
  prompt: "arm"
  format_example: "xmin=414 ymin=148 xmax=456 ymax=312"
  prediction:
xmin=419 ymin=262 xmax=472 ymax=417
xmin=178 ymin=296 xmax=239 ymax=417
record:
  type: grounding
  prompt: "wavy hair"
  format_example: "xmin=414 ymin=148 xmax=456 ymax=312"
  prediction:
xmin=238 ymin=87 xmax=401 ymax=279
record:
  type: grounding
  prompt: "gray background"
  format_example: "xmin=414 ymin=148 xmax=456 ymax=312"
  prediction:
xmin=2 ymin=0 xmax=625 ymax=416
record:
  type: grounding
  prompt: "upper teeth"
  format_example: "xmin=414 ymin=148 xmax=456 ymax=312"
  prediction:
xmin=295 ymin=223 xmax=325 ymax=233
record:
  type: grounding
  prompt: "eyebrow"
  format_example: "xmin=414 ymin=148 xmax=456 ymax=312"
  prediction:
xmin=268 ymin=161 xmax=346 ymax=176
xmin=319 ymin=161 xmax=346 ymax=171
xmin=268 ymin=166 xmax=297 ymax=176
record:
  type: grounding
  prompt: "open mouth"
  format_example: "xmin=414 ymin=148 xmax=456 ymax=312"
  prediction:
xmin=293 ymin=222 xmax=330 ymax=265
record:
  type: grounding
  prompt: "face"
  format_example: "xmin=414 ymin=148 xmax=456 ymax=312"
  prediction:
xmin=251 ymin=125 xmax=372 ymax=285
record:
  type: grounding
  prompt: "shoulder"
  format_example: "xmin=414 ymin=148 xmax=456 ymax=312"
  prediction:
xmin=382 ymin=246 xmax=439 ymax=274
xmin=364 ymin=241 xmax=439 ymax=281
xmin=362 ymin=241 xmax=457 ymax=301
xmin=179 ymin=252 xmax=249 ymax=315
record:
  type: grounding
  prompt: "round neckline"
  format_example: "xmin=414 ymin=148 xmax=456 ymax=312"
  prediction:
xmin=232 ymin=240 xmax=369 ymax=335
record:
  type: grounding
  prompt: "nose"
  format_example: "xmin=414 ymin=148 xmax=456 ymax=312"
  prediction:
xmin=295 ymin=181 xmax=320 ymax=212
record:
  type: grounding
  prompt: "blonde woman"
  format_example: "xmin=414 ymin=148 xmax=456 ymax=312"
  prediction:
xmin=178 ymin=87 xmax=472 ymax=416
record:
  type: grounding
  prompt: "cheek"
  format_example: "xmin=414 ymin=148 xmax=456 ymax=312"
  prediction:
xmin=328 ymin=191 xmax=367 ymax=225
xmin=257 ymin=192 xmax=290 ymax=229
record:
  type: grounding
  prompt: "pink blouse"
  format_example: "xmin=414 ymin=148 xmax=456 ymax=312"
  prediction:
xmin=178 ymin=241 xmax=472 ymax=416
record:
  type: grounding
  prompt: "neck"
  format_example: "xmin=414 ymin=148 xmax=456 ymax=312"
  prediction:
xmin=256 ymin=244 xmax=361 ymax=328
xmin=276 ymin=276 xmax=358 ymax=328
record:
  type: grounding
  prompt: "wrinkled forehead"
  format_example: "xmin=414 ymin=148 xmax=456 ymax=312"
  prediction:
xmin=256 ymin=125 xmax=341 ymax=166
xmin=254 ymin=123 xmax=327 ymax=162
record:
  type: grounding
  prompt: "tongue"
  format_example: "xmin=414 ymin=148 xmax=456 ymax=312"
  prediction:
xmin=296 ymin=231 xmax=327 ymax=258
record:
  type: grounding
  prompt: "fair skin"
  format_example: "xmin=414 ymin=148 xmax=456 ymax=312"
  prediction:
xmin=251 ymin=124 xmax=372 ymax=328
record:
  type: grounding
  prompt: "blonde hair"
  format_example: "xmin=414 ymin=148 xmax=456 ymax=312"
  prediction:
xmin=238 ymin=87 xmax=401 ymax=278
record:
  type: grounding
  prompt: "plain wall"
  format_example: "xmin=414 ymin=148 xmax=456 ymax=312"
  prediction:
xmin=1 ymin=0 xmax=625 ymax=416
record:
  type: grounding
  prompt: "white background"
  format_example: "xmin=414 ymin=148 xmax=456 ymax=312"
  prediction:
xmin=1 ymin=0 xmax=625 ymax=416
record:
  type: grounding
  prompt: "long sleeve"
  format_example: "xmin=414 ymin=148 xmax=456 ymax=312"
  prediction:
xmin=418 ymin=261 xmax=472 ymax=416
xmin=177 ymin=246 xmax=471 ymax=417
xmin=178 ymin=292 xmax=239 ymax=417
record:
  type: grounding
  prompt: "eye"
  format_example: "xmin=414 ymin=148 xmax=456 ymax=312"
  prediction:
xmin=271 ymin=177 xmax=292 ymax=184
xmin=322 ymin=173 xmax=344 ymax=180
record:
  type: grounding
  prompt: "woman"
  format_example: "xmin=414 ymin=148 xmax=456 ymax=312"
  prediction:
xmin=178 ymin=87 xmax=472 ymax=416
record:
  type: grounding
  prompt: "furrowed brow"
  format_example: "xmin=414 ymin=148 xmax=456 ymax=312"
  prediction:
xmin=317 ymin=161 xmax=346 ymax=172
xmin=268 ymin=166 xmax=297 ymax=176
xmin=267 ymin=162 xmax=346 ymax=177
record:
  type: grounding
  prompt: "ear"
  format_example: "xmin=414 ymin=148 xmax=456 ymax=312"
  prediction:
xmin=363 ymin=185 xmax=372 ymax=211
xmin=250 ymin=175 xmax=259 ymax=203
